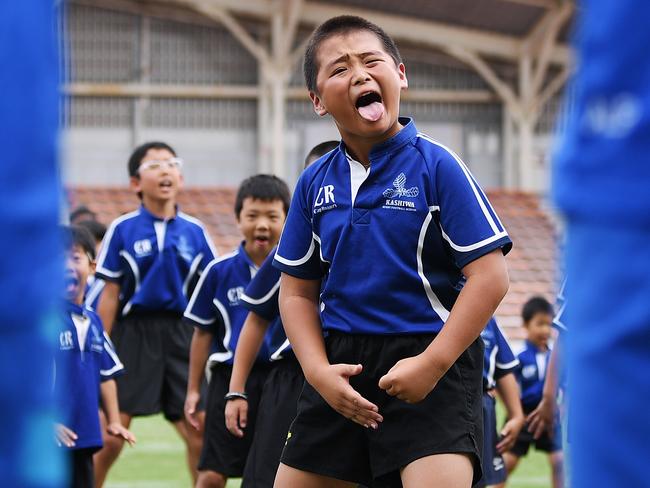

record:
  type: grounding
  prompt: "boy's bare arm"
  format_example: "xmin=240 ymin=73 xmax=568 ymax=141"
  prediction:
xmin=97 ymin=281 xmax=120 ymax=335
xmin=495 ymin=373 xmax=525 ymax=453
xmin=380 ymin=248 xmax=509 ymax=402
xmin=225 ymin=311 xmax=269 ymax=437
xmin=279 ymin=273 xmax=383 ymax=429
xmin=528 ymin=334 xmax=561 ymax=438
xmin=184 ymin=327 xmax=212 ymax=430
xmin=100 ymin=379 xmax=136 ymax=445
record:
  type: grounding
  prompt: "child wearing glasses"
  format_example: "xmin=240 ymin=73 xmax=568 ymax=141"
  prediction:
xmin=93 ymin=141 xmax=218 ymax=486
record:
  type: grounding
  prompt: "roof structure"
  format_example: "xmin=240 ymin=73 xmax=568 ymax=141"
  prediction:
xmin=67 ymin=185 xmax=559 ymax=339
xmin=67 ymin=0 xmax=575 ymax=191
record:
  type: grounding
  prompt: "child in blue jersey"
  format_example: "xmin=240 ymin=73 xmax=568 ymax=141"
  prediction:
xmin=184 ymin=174 xmax=290 ymax=488
xmin=56 ymin=226 xmax=135 ymax=488
xmin=93 ymin=141 xmax=217 ymax=486
xmin=224 ymin=141 xmax=339 ymax=488
xmin=503 ymin=297 xmax=563 ymax=488
xmin=477 ymin=318 xmax=524 ymax=488
xmin=527 ymin=281 xmax=569 ymax=487
xmin=273 ymin=15 xmax=512 ymax=488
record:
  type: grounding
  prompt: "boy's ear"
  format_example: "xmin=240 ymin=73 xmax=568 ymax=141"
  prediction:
xmin=309 ymin=91 xmax=328 ymax=117
xmin=129 ymin=176 xmax=141 ymax=193
xmin=398 ymin=63 xmax=408 ymax=91
xmin=90 ymin=260 xmax=96 ymax=274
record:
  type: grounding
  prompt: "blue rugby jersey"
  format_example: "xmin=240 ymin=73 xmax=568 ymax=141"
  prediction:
xmin=55 ymin=302 xmax=124 ymax=450
xmin=95 ymin=206 xmax=217 ymax=316
xmin=240 ymin=247 xmax=291 ymax=361
xmin=481 ymin=318 xmax=519 ymax=391
xmin=515 ymin=341 xmax=551 ymax=410
xmin=184 ymin=243 xmax=276 ymax=365
xmin=84 ymin=276 xmax=105 ymax=312
xmin=273 ymin=118 xmax=512 ymax=335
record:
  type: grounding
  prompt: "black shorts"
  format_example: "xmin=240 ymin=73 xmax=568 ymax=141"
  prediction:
xmin=510 ymin=404 xmax=562 ymax=457
xmin=111 ymin=312 xmax=197 ymax=421
xmin=198 ymin=362 xmax=270 ymax=476
xmin=242 ymin=354 xmax=304 ymax=488
xmin=476 ymin=393 xmax=507 ymax=487
xmin=281 ymin=332 xmax=484 ymax=487
xmin=66 ymin=447 xmax=95 ymax=488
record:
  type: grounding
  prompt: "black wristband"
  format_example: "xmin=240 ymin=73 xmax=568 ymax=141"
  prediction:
xmin=224 ymin=391 xmax=248 ymax=402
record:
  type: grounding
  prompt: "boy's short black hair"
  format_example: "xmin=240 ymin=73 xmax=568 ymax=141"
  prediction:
xmin=522 ymin=296 xmax=554 ymax=324
xmin=77 ymin=219 xmax=107 ymax=244
xmin=235 ymin=174 xmax=291 ymax=217
xmin=128 ymin=141 xmax=176 ymax=178
xmin=304 ymin=140 xmax=339 ymax=168
xmin=304 ymin=15 xmax=402 ymax=93
xmin=62 ymin=225 xmax=97 ymax=261
xmin=70 ymin=205 xmax=97 ymax=224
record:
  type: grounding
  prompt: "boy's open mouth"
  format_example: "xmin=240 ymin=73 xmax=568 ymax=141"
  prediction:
xmin=254 ymin=235 xmax=270 ymax=246
xmin=355 ymin=91 xmax=384 ymax=122
xmin=65 ymin=270 xmax=79 ymax=297
xmin=159 ymin=179 xmax=173 ymax=188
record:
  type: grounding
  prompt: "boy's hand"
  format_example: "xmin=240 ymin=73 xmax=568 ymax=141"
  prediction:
xmin=55 ymin=423 xmax=77 ymax=447
xmin=496 ymin=415 xmax=525 ymax=453
xmin=107 ymin=422 xmax=137 ymax=446
xmin=224 ymin=399 xmax=248 ymax=438
xmin=378 ymin=354 xmax=442 ymax=403
xmin=527 ymin=395 xmax=556 ymax=439
xmin=311 ymin=363 xmax=383 ymax=429
xmin=184 ymin=390 xmax=201 ymax=431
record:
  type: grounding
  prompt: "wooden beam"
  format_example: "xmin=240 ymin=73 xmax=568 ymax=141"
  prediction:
xmin=159 ymin=0 xmax=571 ymax=65
xmin=180 ymin=0 xmax=270 ymax=65
xmin=64 ymin=83 xmax=261 ymax=99
xmin=64 ymin=82 xmax=497 ymax=103
xmin=530 ymin=2 xmax=573 ymax=94
xmin=496 ymin=0 xmax=557 ymax=8
xmin=281 ymin=0 xmax=303 ymax=57
xmin=445 ymin=46 xmax=522 ymax=120
xmin=531 ymin=66 xmax=571 ymax=121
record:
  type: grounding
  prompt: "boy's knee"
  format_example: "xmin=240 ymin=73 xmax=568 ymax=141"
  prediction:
xmin=104 ymin=433 xmax=125 ymax=452
xmin=551 ymin=452 xmax=564 ymax=469
xmin=196 ymin=470 xmax=227 ymax=488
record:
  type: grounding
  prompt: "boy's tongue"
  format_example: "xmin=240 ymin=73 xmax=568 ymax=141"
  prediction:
xmin=357 ymin=101 xmax=384 ymax=122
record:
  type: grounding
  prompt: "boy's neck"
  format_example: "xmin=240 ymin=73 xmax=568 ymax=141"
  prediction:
xmin=340 ymin=119 xmax=404 ymax=167
xmin=243 ymin=241 xmax=270 ymax=268
xmin=142 ymin=196 xmax=177 ymax=219
xmin=528 ymin=338 xmax=548 ymax=351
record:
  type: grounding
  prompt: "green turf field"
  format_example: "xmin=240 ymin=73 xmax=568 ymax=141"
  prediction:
xmin=105 ymin=413 xmax=554 ymax=487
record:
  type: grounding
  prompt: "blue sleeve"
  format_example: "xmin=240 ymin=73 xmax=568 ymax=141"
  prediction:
xmin=494 ymin=323 xmax=519 ymax=379
xmin=553 ymin=278 xmax=568 ymax=332
xmin=96 ymin=220 xmax=124 ymax=282
xmin=273 ymin=172 xmax=323 ymax=279
xmin=434 ymin=150 xmax=512 ymax=269
xmin=84 ymin=278 xmax=105 ymax=312
xmin=100 ymin=331 xmax=124 ymax=381
xmin=242 ymin=251 xmax=280 ymax=321
xmin=197 ymin=225 xmax=218 ymax=272
xmin=183 ymin=260 xmax=223 ymax=333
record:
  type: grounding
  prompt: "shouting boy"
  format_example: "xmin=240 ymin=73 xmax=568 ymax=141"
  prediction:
xmin=273 ymin=16 xmax=511 ymax=488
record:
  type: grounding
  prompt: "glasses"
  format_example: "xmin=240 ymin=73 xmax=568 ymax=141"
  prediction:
xmin=138 ymin=157 xmax=184 ymax=173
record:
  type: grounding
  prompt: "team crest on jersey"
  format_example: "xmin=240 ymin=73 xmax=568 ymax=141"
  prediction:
xmin=522 ymin=364 xmax=537 ymax=379
xmin=382 ymin=173 xmax=419 ymax=212
xmin=134 ymin=238 xmax=153 ymax=257
xmin=177 ymin=235 xmax=195 ymax=262
xmin=90 ymin=325 xmax=104 ymax=352
xmin=227 ymin=286 xmax=244 ymax=305
xmin=313 ymin=185 xmax=337 ymax=214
